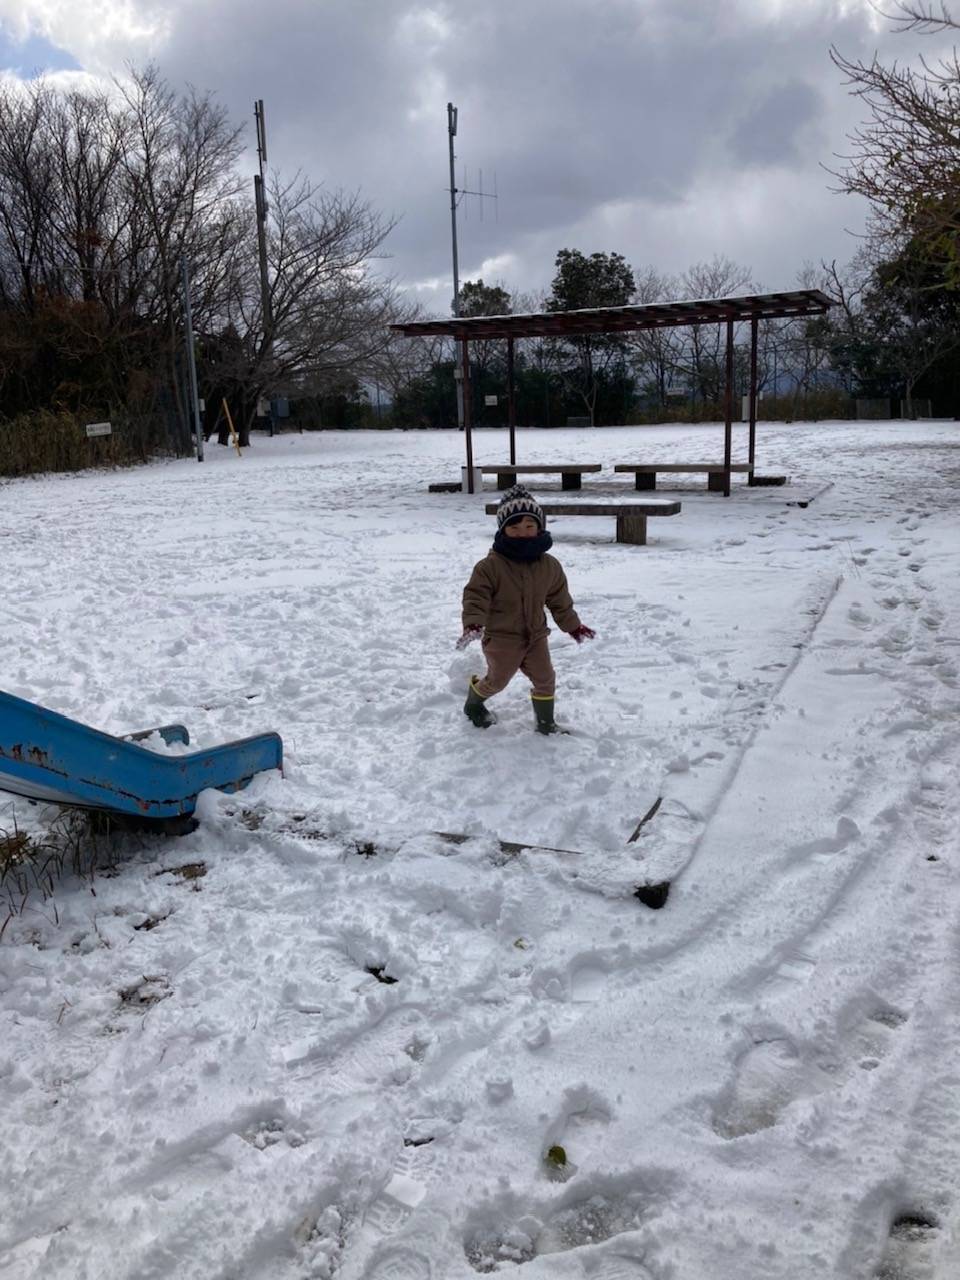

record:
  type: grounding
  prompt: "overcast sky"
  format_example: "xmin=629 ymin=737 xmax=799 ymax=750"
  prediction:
xmin=0 ymin=0 xmax=953 ymax=313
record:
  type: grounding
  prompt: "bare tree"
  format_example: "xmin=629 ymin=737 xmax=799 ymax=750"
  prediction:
xmin=677 ymin=256 xmax=756 ymax=405
xmin=0 ymin=68 xmax=401 ymax=445
xmin=211 ymin=174 xmax=398 ymax=440
xmin=831 ymin=3 xmax=960 ymax=279
xmin=627 ymin=265 xmax=687 ymax=409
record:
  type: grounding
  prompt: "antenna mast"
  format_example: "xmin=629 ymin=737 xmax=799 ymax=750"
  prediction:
xmin=446 ymin=103 xmax=498 ymax=316
xmin=446 ymin=103 xmax=498 ymax=443
xmin=254 ymin=99 xmax=276 ymax=437
xmin=447 ymin=102 xmax=460 ymax=318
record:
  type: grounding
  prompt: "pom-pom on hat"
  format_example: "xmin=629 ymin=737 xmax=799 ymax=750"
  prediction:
xmin=496 ymin=484 xmax=545 ymax=530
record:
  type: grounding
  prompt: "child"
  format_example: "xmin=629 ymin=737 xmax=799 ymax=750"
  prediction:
xmin=457 ymin=484 xmax=595 ymax=734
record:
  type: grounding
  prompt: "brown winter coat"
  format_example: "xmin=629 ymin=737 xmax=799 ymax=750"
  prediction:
xmin=462 ymin=550 xmax=582 ymax=640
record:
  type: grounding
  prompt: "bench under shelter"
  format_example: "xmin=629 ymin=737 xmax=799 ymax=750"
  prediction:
xmin=390 ymin=289 xmax=834 ymax=497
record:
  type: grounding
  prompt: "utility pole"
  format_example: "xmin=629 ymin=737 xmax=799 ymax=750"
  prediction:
xmin=180 ymin=255 xmax=204 ymax=462
xmin=254 ymin=99 xmax=277 ymax=438
xmin=447 ymin=103 xmax=461 ymax=318
xmin=447 ymin=103 xmax=464 ymax=435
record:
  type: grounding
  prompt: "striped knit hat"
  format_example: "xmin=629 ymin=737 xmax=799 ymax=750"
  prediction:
xmin=496 ymin=484 xmax=545 ymax=530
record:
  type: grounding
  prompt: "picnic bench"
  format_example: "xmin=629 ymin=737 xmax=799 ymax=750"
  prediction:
xmin=481 ymin=464 xmax=602 ymax=491
xmin=614 ymin=463 xmax=754 ymax=492
xmin=485 ymin=500 xmax=680 ymax=545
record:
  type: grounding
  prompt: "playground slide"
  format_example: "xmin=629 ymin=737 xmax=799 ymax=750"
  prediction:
xmin=0 ymin=690 xmax=282 ymax=822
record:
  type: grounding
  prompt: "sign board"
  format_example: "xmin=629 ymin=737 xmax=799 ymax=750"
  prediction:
xmin=484 ymin=394 xmax=498 ymax=406
xmin=85 ymin=422 xmax=112 ymax=438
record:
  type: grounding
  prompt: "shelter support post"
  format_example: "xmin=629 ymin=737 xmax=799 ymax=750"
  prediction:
xmin=748 ymin=315 xmax=758 ymax=479
xmin=723 ymin=317 xmax=734 ymax=497
xmin=507 ymin=336 xmax=516 ymax=466
xmin=461 ymin=337 xmax=475 ymax=493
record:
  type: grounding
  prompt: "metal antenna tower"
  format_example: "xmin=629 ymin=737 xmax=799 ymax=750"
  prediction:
xmin=446 ymin=102 xmax=498 ymax=316
xmin=447 ymin=103 xmax=498 ymax=444
xmin=254 ymin=99 xmax=277 ymax=437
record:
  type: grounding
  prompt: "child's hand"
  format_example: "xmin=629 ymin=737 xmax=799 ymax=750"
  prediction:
xmin=570 ymin=624 xmax=596 ymax=644
xmin=456 ymin=626 xmax=483 ymax=650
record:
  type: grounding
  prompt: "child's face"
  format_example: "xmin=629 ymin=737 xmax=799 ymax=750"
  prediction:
xmin=503 ymin=515 xmax=541 ymax=539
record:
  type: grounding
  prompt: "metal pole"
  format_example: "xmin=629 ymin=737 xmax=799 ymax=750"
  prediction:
xmin=507 ymin=336 xmax=516 ymax=466
xmin=723 ymin=317 xmax=734 ymax=497
xmin=254 ymin=100 xmax=277 ymax=438
xmin=180 ymin=255 xmax=204 ymax=463
xmin=461 ymin=337 xmax=475 ymax=492
xmin=748 ymin=316 xmax=758 ymax=481
xmin=448 ymin=103 xmax=465 ymax=435
xmin=448 ymin=103 xmax=461 ymax=317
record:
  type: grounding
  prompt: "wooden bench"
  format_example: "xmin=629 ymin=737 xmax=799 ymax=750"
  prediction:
xmin=614 ymin=463 xmax=754 ymax=492
xmin=485 ymin=500 xmax=680 ymax=545
xmin=481 ymin=464 xmax=602 ymax=491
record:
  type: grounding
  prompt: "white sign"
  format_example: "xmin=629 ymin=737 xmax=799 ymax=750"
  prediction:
xmin=85 ymin=422 xmax=112 ymax=438
xmin=484 ymin=394 xmax=498 ymax=406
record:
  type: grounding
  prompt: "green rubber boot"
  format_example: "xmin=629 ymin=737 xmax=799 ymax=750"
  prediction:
xmin=464 ymin=677 xmax=495 ymax=728
xmin=532 ymin=695 xmax=563 ymax=735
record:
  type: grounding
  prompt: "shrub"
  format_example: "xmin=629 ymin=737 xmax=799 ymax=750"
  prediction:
xmin=0 ymin=409 xmax=183 ymax=479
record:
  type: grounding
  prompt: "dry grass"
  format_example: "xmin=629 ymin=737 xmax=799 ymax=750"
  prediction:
xmin=0 ymin=810 xmax=117 ymax=936
xmin=0 ymin=409 xmax=176 ymax=479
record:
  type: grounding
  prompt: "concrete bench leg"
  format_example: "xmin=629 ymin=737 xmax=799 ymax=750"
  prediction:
xmin=634 ymin=473 xmax=656 ymax=491
xmin=707 ymin=471 xmax=727 ymax=492
xmin=496 ymin=471 xmax=517 ymax=489
xmin=561 ymin=472 xmax=582 ymax=490
xmin=616 ymin=515 xmax=647 ymax=545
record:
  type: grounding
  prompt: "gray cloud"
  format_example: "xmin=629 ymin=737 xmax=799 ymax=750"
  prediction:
xmin=2 ymin=0 xmax=956 ymax=308
xmin=729 ymin=81 xmax=824 ymax=168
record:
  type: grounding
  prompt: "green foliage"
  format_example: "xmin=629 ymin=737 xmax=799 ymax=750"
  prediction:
xmin=823 ymin=238 xmax=960 ymax=407
xmin=547 ymin=249 xmax=634 ymax=311
xmin=458 ymin=279 xmax=512 ymax=317
xmin=391 ymin=360 xmax=459 ymax=428
xmin=544 ymin=249 xmax=636 ymax=424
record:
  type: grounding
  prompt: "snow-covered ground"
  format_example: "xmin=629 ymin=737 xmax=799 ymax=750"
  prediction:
xmin=0 ymin=420 xmax=958 ymax=1280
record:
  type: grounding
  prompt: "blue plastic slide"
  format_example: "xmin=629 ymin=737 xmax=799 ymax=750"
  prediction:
xmin=0 ymin=690 xmax=282 ymax=822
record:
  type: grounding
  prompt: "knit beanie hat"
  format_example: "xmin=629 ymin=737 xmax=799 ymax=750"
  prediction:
xmin=496 ymin=484 xmax=545 ymax=530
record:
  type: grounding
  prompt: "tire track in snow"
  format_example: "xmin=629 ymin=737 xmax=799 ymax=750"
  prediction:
xmin=631 ymin=569 xmax=843 ymax=895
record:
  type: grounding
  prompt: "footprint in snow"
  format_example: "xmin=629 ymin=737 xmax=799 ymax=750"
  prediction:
xmin=359 ymin=1244 xmax=433 ymax=1279
xmin=712 ymin=1006 xmax=908 ymax=1139
xmin=874 ymin=1209 xmax=941 ymax=1280
xmin=847 ymin=604 xmax=874 ymax=629
xmin=539 ymin=1084 xmax=614 ymax=1183
xmin=361 ymin=1126 xmax=441 ymax=1238
xmin=462 ymin=1173 xmax=670 ymax=1272
xmin=787 ymin=815 xmax=860 ymax=860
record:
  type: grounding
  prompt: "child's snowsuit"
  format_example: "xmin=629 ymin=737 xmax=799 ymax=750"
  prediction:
xmin=461 ymin=551 xmax=582 ymax=699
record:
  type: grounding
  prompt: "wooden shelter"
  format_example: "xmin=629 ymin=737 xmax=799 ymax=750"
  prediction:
xmin=390 ymin=289 xmax=834 ymax=495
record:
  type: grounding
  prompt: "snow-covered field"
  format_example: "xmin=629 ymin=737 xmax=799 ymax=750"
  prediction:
xmin=1 ymin=420 xmax=958 ymax=1280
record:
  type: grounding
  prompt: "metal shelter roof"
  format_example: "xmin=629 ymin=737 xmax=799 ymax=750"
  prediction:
xmin=391 ymin=289 xmax=834 ymax=340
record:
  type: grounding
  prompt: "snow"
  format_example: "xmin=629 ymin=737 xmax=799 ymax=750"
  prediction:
xmin=0 ymin=419 xmax=958 ymax=1279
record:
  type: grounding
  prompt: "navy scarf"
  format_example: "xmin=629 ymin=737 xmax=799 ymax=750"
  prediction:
xmin=493 ymin=529 xmax=554 ymax=562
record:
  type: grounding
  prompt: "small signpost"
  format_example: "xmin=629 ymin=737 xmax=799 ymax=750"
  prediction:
xmin=484 ymin=394 xmax=499 ymax=407
xmin=85 ymin=422 xmax=112 ymax=438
